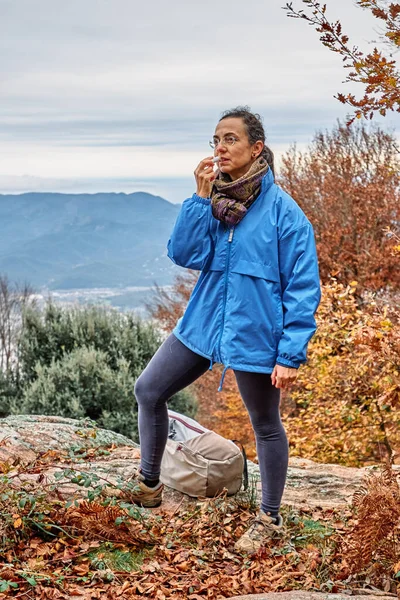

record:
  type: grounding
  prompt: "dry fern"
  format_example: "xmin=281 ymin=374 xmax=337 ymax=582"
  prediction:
xmin=64 ymin=500 xmax=155 ymax=547
xmin=345 ymin=463 xmax=400 ymax=572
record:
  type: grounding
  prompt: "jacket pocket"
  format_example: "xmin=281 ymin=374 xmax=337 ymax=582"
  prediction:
xmin=230 ymin=259 xmax=280 ymax=283
xmin=229 ymin=258 xmax=283 ymax=346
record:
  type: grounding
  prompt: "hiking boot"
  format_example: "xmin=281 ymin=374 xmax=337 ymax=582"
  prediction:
xmin=234 ymin=511 xmax=284 ymax=554
xmin=125 ymin=470 xmax=164 ymax=507
xmin=102 ymin=469 xmax=163 ymax=508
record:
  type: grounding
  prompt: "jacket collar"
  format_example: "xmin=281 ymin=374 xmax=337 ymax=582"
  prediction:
xmin=261 ymin=167 xmax=275 ymax=194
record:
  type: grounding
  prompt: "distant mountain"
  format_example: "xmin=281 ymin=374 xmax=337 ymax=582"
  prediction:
xmin=0 ymin=192 xmax=183 ymax=289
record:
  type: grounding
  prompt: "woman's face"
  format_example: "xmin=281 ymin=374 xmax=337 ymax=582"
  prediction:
xmin=213 ymin=117 xmax=264 ymax=180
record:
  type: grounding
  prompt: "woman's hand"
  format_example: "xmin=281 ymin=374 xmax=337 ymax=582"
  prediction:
xmin=271 ymin=364 xmax=298 ymax=389
xmin=195 ymin=157 xmax=217 ymax=199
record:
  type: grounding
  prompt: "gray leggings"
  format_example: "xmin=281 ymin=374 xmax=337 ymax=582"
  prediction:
xmin=134 ymin=333 xmax=289 ymax=517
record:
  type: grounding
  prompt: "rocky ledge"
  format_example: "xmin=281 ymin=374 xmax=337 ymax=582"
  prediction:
xmin=1 ymin=414 xmax=399 ymax=512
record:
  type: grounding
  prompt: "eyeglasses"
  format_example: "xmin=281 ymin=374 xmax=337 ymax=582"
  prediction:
xmin=209 ymin=135 xmax=239 ymax=149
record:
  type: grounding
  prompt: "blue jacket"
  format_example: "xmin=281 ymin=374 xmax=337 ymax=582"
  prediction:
xmin=167 ymin=168 xmax=321 ymax=390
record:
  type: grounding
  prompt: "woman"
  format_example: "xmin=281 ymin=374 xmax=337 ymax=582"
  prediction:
xmin=132 ymin=107 xmax=321 ymax=554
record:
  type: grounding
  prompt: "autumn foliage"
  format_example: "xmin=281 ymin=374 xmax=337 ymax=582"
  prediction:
xmin=285 ymin=280 xmax=400 ymax=466
xmin=1 ymin=440 xmax=399 ymax=597
xmin=285 ymin=0 xmax=400 ymax=123
xmin=279 ymin=121 xmax=400 ymax=291
xmin=342 ymin=464 xmax=400 ymax=574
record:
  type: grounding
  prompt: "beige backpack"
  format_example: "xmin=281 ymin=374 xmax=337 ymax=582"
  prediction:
xmin=160 ymin=410 xmax=248 ymax=497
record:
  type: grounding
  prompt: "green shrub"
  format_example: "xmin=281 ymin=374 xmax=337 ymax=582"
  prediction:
xmin=18 ymin=303 xmax=160 ymax=383
xmin=12 ymin=346 xmax=196 ymax=441
xmin=9 ymin=303 xmax=198 ymax=440
xmin=0 ymin=370 xmax=19 ymax=418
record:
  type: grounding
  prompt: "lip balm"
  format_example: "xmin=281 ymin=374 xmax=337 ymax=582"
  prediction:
xmin=212 ymin=156 xmax=220 ymax=172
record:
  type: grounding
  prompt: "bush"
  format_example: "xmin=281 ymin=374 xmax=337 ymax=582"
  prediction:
xmin=0 ymin=369 xmax=18 ymax=418
xmin=5 ymin=302 xmax=197 ymax=441
xmin=18 ymin=303 xmax=161 ymax=383
xmin=284 ymin=280 xmax=400 ymax=466
xmin=279 ymin=122 xmax=400 ymax=291
xmin=11 ymin=345 xmax=196 ymax=442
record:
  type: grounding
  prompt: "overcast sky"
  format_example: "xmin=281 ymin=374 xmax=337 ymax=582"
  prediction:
xmin=1 ymin=0 xmax=399 ymax=203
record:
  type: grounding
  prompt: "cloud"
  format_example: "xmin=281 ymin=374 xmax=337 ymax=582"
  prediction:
xmin=1 ymin=0 xmax=399 ymax=197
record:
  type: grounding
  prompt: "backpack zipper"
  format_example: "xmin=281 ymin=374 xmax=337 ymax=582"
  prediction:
xmin=171 ymin=413 xmax=206 ymax=435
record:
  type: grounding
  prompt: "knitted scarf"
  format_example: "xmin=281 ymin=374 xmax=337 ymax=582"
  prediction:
xmin=211 ymin=156 xmax=269 ymax=226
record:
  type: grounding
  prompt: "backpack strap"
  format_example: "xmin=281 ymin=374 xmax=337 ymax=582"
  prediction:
xmin=232 ymin=440 xmax=249 ymax=491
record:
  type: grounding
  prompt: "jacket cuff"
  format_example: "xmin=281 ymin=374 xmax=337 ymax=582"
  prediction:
xmin=276 ymin=356 xmax=300 ymax=369
xmin=191 ymin=193 xmax=211 ymax=205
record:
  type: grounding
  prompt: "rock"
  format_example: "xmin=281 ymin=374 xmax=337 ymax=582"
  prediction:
xmin=0 ymin=414 xmax=140 ymax=495
xmin=283 ymin=457 xmax=377 ymax=509
xmin=0 ymin=414 xmax=196 ymax=511
xmin=0 ymin=415 xmax=399 ymax=512
xmin=227 ymin=593 xmax=396 ymax=600
xmin=248 ymin=456 xmax=398 ymax=510
xmin=0 ymin=414 xmax=138 ymax=462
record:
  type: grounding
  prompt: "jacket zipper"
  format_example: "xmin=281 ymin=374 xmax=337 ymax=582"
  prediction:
xmin=217 ymin=227 xmax=234 ymax=361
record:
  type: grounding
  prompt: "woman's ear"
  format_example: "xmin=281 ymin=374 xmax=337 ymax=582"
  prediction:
xmin=252 ymin=140 xmax=264 ymax=158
